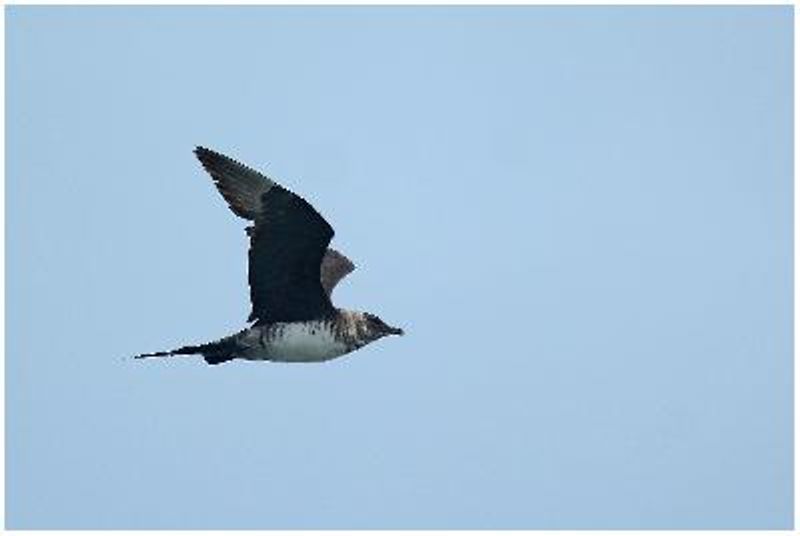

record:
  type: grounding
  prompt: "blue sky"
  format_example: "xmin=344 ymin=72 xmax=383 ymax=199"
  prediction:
xmin=6 ymin=6 xmax=793 ymax=529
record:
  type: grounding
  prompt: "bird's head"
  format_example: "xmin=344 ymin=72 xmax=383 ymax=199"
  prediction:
xmin=363 ymin=312 xmax=404 ymax=339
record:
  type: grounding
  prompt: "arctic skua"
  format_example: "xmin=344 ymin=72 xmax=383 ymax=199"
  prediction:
xmin=135 ymin=147 xmax=403 ymax=365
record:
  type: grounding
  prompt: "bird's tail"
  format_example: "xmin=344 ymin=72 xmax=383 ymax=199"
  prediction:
xmin=134 ymin=336 xmax=240 ymax=365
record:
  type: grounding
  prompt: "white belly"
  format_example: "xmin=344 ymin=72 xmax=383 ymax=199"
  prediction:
xmin=242 ymin=322 xmax=349 ymax=363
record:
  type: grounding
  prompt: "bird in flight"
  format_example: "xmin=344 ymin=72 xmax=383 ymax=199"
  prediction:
xmin=135 ymin=147 xmax=403 ymax=365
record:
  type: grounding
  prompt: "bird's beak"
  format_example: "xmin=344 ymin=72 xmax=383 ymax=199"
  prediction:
xmin=386 ymin=326 xmax=404 ymax=336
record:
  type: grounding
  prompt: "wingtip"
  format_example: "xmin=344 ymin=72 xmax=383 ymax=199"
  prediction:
xmin=194 ymin=146 xmax=243 ymax=170
xmin=194 ymin=146 xmax=224 ymax=171
xmin=194 ymin=145 xmax=213 ymax=159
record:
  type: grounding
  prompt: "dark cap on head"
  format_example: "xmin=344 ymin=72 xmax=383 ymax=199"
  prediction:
xmin=364 ymin=313 xmax=404 ymax=337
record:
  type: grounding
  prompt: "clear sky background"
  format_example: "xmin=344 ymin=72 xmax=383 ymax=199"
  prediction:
xmin=6 ymin=6 xmax=793 ymax=529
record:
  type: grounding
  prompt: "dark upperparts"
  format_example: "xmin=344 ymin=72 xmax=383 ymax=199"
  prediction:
xmin=194 ymin=147 xmax=336 ymax=324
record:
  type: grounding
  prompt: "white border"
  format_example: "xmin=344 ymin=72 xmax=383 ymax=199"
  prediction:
xmin=0 ymin=0 xmax=797 ymax=5
xmin=1 ymin=1 xmax=795 ymax=535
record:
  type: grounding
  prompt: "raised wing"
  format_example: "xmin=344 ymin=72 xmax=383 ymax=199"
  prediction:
xmin=320 ymin=248 xmax=355 ymax=296
xmin=194 ymin=146 xmax=337 ymax=324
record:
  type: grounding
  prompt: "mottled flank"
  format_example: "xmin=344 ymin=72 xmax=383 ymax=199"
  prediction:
xmin=135 ymin=147 xmax=403 ymax=365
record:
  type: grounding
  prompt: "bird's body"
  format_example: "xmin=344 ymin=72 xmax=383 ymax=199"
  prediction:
xmin=239 ymin=320 xmax=350 ymax=362
xmin=135 ymin=147 xmax=403 ymax=365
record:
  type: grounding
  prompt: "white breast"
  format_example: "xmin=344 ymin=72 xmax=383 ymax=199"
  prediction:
xmin=261 ymin=322 xmax=349 ymax=362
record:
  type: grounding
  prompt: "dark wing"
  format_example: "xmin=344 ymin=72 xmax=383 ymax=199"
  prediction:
xmin=194 ymin=147 xmax=275 ymax=220
xmin=194 ymin=146 xmax=336 ymax=324
xmin=320 ymin=248 xmax=355 ymax=296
